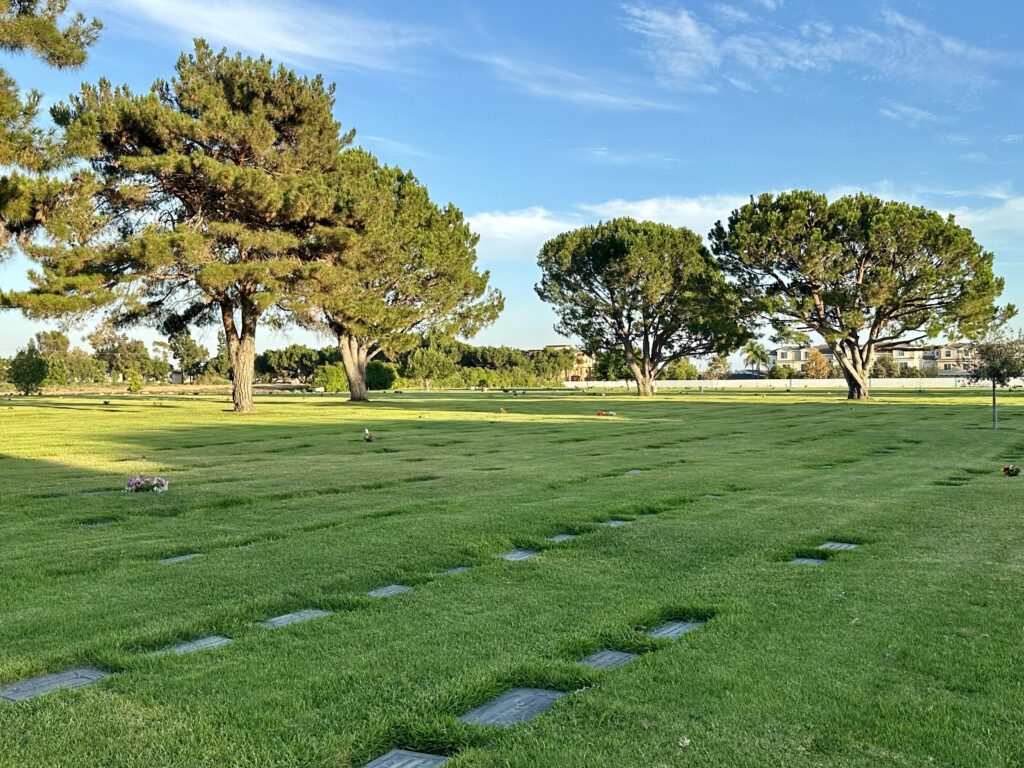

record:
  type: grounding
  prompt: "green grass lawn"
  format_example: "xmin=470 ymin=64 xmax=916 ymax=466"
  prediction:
xmin=1 ymin=388 xmax=1023 ymax=767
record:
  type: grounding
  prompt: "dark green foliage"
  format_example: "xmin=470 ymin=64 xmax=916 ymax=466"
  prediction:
xmin=365 ymin=360 xmax=397 ymax=390
xmin=256 ymin=344 xmax=325 ymax=383
xmin=7 ymin=342 xmax=46 ymax=392
xmin=537 ymin=217 xmax=750 ymax=396
xmin=593 ymin=349 xmax=630 ymax=382
xmin=0 ymin=1 xmax=101 ymax=260
xmin=711 ymin=191 xmax=1012 ymax=399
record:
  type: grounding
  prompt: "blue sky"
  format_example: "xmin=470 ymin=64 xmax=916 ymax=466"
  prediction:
xmin=2 ymin=0 xmax=1023 ymax=357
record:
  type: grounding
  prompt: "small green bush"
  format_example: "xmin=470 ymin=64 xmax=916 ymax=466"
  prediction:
xmin=125 ymin=370 xmax=145 ymax=393
xmin=310 ymin=363 xmax=348 ymax=393
xmin=366 ymin=361 xmax=398 ymax=390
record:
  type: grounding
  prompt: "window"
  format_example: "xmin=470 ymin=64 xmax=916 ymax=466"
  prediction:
xmin=943 ymin=363 xmax=952 ymax=371
xmin=945 ymin=350 xmax=952 ymax=358
xmin=899 ymin=362 xmax=909 ymax=369
xmin=780 ymin=351 xmax=787 ymax=360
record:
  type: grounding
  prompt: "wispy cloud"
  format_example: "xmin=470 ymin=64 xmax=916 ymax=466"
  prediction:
xmin=622 ymin=3 xmax=1015 ymax=96
xmin=878 ymin=101 xmax=941 ymax=127
xmin=478 ymin=54 xmax=670 ymax=109
xmin=92 ymin=0 xmax=438 ymax=71
xmin=571 ymin=146 xmax=685 ymax=166
xmin=359 ymin=135 xmax=431 ymax=160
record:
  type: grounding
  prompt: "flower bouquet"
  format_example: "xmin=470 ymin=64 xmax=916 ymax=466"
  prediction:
xmin=124 ymin=473 xmax=168 ymax=493
xmin=1002 ymin=465 xmax=1020 ymax=477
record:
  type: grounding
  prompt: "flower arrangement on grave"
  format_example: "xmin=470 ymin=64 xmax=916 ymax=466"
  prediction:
xmin=363 ymin=428 xmax=374 ymax=442
xmin=1002 ymin=464 xmax=1020 ymax=477
xmin=596 ymin=410 xmax=617 ymax=417
xmin=124 ymin=474 xmax=168 ymax=493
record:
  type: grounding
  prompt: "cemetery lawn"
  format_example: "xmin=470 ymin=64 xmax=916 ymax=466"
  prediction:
xmin=1 ymin=389 xmax=1023 ymax=767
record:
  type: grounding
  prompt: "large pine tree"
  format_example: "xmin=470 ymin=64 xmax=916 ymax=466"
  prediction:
xmin=295 ymin=148 xmax=502 ymax=401
xmin=7 ymin=41 xmax=346 ymax=412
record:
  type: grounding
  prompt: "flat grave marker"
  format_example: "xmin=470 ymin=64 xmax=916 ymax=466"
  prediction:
xmin=443 ymin=566 xmax=469 ymax=575
xmin=580 ymin=649 xmax=639 ymax=669
xmin=369 ymin=584 xmax=412 ymax=598
xmin=0 ymin=668 xmax=109 ymax=702
xmin=458 ymin=687 xmax=567 ymax=727
xmin=158 ymin=553 xmax=203 ymax=565
xmin=789 ymin=557 xmax=828 ymax=566
xmin=159 ymin=635 xmax=232 ymax=655
xmin=548 ymin=533 xmax=576 ymax=543
xmin=626 ymin=469 xmax=644 ymax=475
xmin=818 ymin=541 xmax=858 ymax=551
xmin=600 ymin=519 xmax=632 ymax=528
xmin=260 ymin=609 xmax=330 ymax=629
xmin=647 ymin=620 xmax=703 ymax=640
xmin=361 ymin=750 xmax=448 ymax=768
xmin=495 ymin=549 xmax=539 ymax=561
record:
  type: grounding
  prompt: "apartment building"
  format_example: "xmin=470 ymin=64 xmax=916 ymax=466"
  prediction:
xmin=770 ymin=342 xmax=977 ymax=376
xmin=769 ymin=344 xmax=835 ymax=373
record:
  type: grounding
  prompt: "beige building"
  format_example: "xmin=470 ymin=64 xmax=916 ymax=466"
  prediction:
xmin=769 ymin=344 xmax=834 ymax=373
xmin=770 ymin=342 xmax=977 ymax=377
xmin=525 ymin=345 xmax=596 ymax=381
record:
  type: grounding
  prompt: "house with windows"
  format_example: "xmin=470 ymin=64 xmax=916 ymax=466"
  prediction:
xmin=768 ymin=344 xmax=835 ymax=373
xmin=770 ymin=342 xmax=977 ymax=377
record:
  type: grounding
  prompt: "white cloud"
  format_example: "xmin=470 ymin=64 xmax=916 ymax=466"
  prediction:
xmin=478 ymin=54 xmax=670 ymax=109
xmin=469 ymin=195 xmax=746 ymax=263
xmin=579 ymin=194 xmax=746 ymax=235
xmin=622 ymin=3 xmax=1014 ymax=95
xmin=92 ymin=0 xmax=438 ymax=71
xmin=469 ymin=207 xmax=581 ymax=262
xmin=878 ymin=101 xmax=941 ymax=127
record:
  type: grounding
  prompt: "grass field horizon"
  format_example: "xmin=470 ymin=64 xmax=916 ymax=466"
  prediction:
xmin=2 ymin=390 xmax=1023 ymax=766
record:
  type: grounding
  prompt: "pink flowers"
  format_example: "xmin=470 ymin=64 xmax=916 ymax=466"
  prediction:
xmin=1003 ymin=465 xmax=1020 ymax=477
xmin=124 ymin=474 xmax=168 ymax=493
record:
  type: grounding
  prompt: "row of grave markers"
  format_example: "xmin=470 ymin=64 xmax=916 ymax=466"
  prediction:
xmin=1 ymin=515 xmax=859 ymax=767
xmin=0 ymin=517 xmax=636 ymax=703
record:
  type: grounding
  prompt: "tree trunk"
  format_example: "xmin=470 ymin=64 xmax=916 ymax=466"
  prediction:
xmin=221 ymin=302 xmax=257 ymax=414
xmin=831 ymin=341 xmax=872 ymax=400
xmin=627 ymin=361 xmax=655 ymax=396
xmin=339 ymin=334 xmax=369 ymax=402
xmin=992 ymin=380 xmax=998 ymax=430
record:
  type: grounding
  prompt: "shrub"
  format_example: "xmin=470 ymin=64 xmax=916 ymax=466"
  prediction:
xmin=310 ymin=363 xmax=348 ymax=393
xmin=8 ymin=346 xmax=48 ymax=394
xmin=366 ymin=361 xmax=398 ymax=390
xmin=125 ymin=370 xmax=145 ymax=393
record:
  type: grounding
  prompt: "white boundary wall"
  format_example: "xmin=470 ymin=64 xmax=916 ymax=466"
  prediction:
xmin=562 ymin=377 xmax=1018 ymax=390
